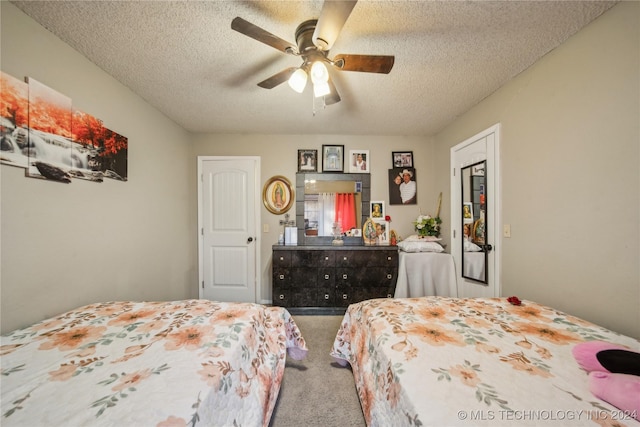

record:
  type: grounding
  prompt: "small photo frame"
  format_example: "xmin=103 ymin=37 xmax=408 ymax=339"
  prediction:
xmin=322 ymin=145 xmax=344 ymax=172
xmin=463 ymin=202 xmax=474 ymax=224
xmin=392 ymin=151 xmax=414 ymax=168
xmin=349 ymin=150 xmax=370 ymax=173
xmin=370 ymin=201 xmax=385 ymax=219
xmin=363 ymin=218 xmax=377 ymax=245
xmin=373 ymin=219 xmax=390 ymax=245
xmin=262 ymin=175 xmax=294 ymax=215
xmin=298 ymin=149 xmax=318 ymax=172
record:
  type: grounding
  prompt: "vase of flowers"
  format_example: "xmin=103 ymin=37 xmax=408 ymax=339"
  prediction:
xmin=414 ymin=215 xmax=442 ymax=237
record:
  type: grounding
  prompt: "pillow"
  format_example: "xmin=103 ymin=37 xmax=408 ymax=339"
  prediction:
xmin=464 ymin=240 xmax=482 ymax=252
xmin=397 ymin=240 xmax=444 ymax=253
xmin=404 ymin=234 xmax=442 ymax=242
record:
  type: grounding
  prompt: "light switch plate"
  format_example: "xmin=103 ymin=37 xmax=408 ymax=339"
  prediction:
xmin=503 ymin=224 xmax=511 ymax=238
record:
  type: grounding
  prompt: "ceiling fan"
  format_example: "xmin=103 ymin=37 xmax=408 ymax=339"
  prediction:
xmin=231 ymin=0 xmax=394 ymax=105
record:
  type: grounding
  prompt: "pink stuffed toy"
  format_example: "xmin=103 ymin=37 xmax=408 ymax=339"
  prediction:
xmin=573 ymin=341 xmax=640 ymax=420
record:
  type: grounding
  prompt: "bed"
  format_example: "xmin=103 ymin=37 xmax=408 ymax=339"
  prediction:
xmin=1 ymin=299 xmax=307 ymax=427
xmin=331 ymin=297 xmax=640 ymax=426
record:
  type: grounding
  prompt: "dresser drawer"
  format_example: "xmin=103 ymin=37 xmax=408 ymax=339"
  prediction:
xmin=316 ymin=287 xmax=336 ymax=307
xmin=317 ymin=267 xmax=335 ymax=286
xmin=273 ymin=267 xmax=317 ymax=288
xmin=335 ymin=267 xmax=397 ymax=287
xmin=272 ymin=290 xmax=293 ymax=307
xmin=291 ymin=250 xmax=336 ymax=267
xmin=273 ymin=251 xmax=291 ymax=267
xmin=336 ymin=250 xmax=398 ymax=268
xmin=335 ymin=285 xmax=357 ymax=307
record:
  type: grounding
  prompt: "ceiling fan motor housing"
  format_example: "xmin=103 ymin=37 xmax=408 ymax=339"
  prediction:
xmin=296 ymin=20 xmax=322 ymax=55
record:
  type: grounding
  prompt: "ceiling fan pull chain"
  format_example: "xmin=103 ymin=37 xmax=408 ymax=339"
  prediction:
xmin=312 ymin=92 xmax=317 ymax=116
xmin=312 ymin=93 xmax=327 ymax=116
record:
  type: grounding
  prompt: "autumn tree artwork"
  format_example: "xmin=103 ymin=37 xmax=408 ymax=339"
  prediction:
xmin=1 ymin=71 xmax=128 ymax=183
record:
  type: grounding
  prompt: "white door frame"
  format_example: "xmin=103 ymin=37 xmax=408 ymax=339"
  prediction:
xmin=450 ymin=124 xmax=501 ymax=297
xmin=197 ymin=156 xmax=261 ymax=302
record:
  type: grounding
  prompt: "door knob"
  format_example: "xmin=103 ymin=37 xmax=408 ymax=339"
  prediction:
xmin=483 ymin=244 xmax=493 ymax=252
xmin=247 ymin=237 xmax=254 ymax=243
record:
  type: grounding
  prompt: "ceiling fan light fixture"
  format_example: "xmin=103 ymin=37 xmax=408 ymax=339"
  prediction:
xmin=288 ymin=68 xmax=308 ymax=93
xmin=313 ymin=81 xmax=331 ymax=98
xmin=310 ymin=61 xmax=329 ymax=84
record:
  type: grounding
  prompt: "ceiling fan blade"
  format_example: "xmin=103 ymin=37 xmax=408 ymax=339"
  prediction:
xmin=231 ymin=17 xmax=297 ymax=54
xmin=324 ymin=76 xmax=341 ymax=105
xmin=257 ymin=67 xmax=297 ymax=89
xmin=312 ymin=0 xmax=358 ymax=51
xmin=332 ymin=54 xmax=395 ymax=74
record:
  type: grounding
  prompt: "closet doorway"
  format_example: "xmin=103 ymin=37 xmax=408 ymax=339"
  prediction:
xmin=450 ymin=125 xmax=501 ymax=297
xmin=198 ymin=156 xmax=260 ymax=302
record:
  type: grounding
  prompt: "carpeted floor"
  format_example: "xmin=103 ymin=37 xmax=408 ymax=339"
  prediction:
xmin=269 ymin=315 xmax=366 ymax=427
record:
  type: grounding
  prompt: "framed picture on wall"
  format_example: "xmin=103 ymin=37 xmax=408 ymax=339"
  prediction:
xmin=349 ymin=149 xmax=370 ymax=173
xmin=322 ymin=145 xmax=344 ymax=172
xmin=389 ymin=168 xmax=417 ymax=205
xmin=262 ymin=175 xmax=294 ymax=215
xmin=370 ymin=201 xmax=385 ymax=219
xmin=392 ymin=151 xmax=413 ymax=168
xmin=298 ymin=149 xmax=318 ymax=172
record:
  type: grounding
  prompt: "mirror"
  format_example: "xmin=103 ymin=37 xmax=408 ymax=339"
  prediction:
xmin=303 ymin=180 xmax=362 ymax=236
xmin=295 ymin=173 xmax=371 ymax=245
xmin=461 ymin=161 xmax=488 ymax=283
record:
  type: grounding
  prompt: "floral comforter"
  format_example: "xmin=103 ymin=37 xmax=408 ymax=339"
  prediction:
xmin=330 ymin=297 xmax=639 ymax=427
xmin=1 ymin=299 xmax=307 ymax=427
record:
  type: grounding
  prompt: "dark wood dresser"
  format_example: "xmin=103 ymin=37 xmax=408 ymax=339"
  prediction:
xmin=272 ymin=245 xmax=398 ymax=314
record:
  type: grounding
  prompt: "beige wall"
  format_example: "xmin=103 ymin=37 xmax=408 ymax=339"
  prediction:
xmin=433 ymin=2 xmax=639 ymax=338
xmin=1 ymin=2 xmax=196 ymax=333
xmin=190 ymin=134 xmax=437 ymax=303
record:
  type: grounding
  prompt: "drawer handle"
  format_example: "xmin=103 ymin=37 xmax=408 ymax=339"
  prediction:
xmin=387 ymin=274 xmax=392 ymax=279
xmin=342 ymin=274 xmax=348 ymax=279
xmin=279 ymin=274 xmax=284 ymax=280
xmin=279 ymin=256 xmax=284 ymax=261
xmin=325 ymin=256 xmax=329 ymax=261
xmin=324 ymin=274 xmax=330 ymax=280
xmin=343 ymin=256 xmax=348 ymax=261
xmin=387 ymin=256 xmax=392 ymax=261
xmin=279 ymin=294 xmax=285 ymax=300
xmin=342 ymin=294 xmax=348 ymax=300
xmin=324 ymin=294 xmax=330 ymax=300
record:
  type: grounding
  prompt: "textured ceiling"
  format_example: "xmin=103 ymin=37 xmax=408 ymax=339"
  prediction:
xmin=11 ymin=0 xmax=617 ymax=136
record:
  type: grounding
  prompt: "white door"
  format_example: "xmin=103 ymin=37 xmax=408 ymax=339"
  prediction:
xmin=198 ymin=157 xmax=260 ymax=302
xmin=451 ymin=124 xmax=501 ymax=297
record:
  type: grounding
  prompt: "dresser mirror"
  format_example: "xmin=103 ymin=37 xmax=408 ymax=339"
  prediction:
xmin=295 ymin=173 xmax=371 ymax=245
xmin=460 ymin=161 xmax=489 ymax=283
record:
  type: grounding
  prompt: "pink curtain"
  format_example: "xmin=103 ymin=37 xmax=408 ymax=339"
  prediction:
xmin=335 ymin=193 xmax=356 ymax=231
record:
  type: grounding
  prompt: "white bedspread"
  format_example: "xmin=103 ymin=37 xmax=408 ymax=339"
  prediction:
xmin=1 ymin=300 xmax=308 ymax=427
xmin=331 ymin=297 xmax=640 ymax=427
xmin=394 ymin=251 xmax=458 ymax=298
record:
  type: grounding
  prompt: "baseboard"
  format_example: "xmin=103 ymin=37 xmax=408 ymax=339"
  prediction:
xmin=285 ymin=307 xmax=347 ymax=316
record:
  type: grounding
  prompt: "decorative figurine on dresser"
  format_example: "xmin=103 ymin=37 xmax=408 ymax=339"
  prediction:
xmin=271 ymin=172 xmax=398 ymax=314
